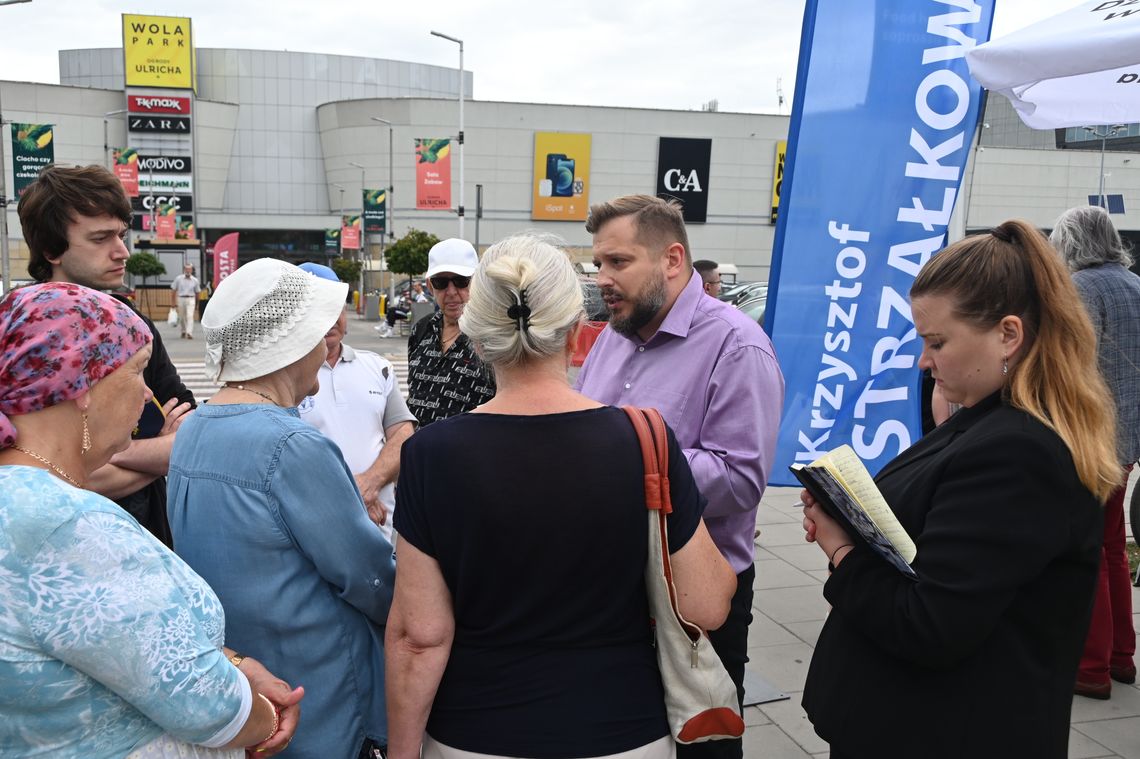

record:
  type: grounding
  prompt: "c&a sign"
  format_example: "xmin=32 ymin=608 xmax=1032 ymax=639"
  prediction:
xmin=656 ymin=137 xmax=712 ymax=223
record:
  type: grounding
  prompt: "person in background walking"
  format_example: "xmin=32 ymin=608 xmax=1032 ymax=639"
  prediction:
xmin=1050 ymin=205 xmax=1140 ymax=698
xmin=170 ymin=263 xmax=201 ymax=339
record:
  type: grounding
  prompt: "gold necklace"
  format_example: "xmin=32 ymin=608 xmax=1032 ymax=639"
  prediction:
xmin=10 ymin=445 xmax=82 ymax=487
xmin=224 ymin=384 xmax=282 ymax=406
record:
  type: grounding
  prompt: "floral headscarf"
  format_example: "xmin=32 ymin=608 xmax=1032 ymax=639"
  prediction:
xmin=0 ymin=283 xmax=151 ymax=448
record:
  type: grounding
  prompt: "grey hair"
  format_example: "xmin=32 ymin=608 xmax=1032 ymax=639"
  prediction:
xmin=1049 ymin=205 xmax=1134 ymax=271
xmin=459 ymin=233 xmax=584 ymax=368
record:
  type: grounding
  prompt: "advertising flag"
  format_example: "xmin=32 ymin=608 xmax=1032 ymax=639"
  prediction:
xmin=122 ymin=14 xmax=195 ymax=90
xmin=212 ymin=232 xmax=239 ymax=290
xmin=11 ymin=124 xmax=54 ymax=199
xmin=764 ymin=0 xmax=994 ymax=485
xmin=415 ymin=138 xmax=452 ymax=210
xmin=341 ymin=215 xmax=361 ymax=250
xmin=531 ymin=132 xmax=591 ymax=221
xmin=325 ymin=228 xmax=340 ymax=252
xmin=656 ymin=137 xmax=712 ymax=223
xmin=113 ymin=148 xmax=140 ymax=197
xmin=363 ymin=189 xmax=387 ymax=234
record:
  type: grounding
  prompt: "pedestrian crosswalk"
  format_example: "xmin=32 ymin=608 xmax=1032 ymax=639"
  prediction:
xmin=174 ymin=357 xmax=410 ymax=403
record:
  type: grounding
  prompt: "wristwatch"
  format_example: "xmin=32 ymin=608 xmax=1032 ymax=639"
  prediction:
xmin=229 ymin=652 xmax=246 ymax=669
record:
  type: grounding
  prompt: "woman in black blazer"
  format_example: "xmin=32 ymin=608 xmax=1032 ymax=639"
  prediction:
xmin=800 ymin=220 xmax=1121 ymax=759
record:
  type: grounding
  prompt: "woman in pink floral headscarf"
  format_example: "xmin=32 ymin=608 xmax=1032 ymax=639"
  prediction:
xmin=0 ymin=283 xmax=298 ymax=759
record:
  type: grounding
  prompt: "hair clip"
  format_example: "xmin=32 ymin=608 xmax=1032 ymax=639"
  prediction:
xmin=506 ymin=289 xmax=531 ymax=331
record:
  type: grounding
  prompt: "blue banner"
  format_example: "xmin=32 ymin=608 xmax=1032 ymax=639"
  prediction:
xmin=765 ymin=0 xmax=995 ymax=485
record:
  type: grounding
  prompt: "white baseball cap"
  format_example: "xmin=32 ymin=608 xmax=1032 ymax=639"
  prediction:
xmin=425 ymin=238 xmax=478 ymax=279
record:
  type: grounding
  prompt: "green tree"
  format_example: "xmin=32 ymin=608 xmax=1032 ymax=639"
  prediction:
xmin=125 ymin=252 xmax=166 ymax=315
xmin=386 ymin=228 xmax=439 ymax=276
xmin=330 ymin=257 xmax=362 ymax=293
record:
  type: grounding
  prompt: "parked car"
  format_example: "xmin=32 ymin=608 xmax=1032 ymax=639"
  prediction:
xmin=735 ymin=290 xmax=767 ymax=327
xmin=718 ymin=281 xmax=766 ymax=306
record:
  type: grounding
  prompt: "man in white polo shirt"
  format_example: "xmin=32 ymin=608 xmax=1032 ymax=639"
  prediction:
xmin=170 ymin=263 xmax=201 ymax=339
xmin=297 ymin=263 xmax=417 ymax=541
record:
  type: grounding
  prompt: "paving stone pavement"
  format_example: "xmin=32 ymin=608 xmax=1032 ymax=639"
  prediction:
xmin=160 ymin=314 xmax=1140 ymax=758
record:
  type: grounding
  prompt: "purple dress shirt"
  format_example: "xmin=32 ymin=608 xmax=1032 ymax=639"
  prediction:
xmin=576 ymin=271 xmax=784 ymax=573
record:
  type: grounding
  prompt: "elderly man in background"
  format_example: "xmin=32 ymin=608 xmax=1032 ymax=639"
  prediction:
xmin=170 ymin=263 xmax=202 ymax=339
xmin=298 ymin=262 xmax=417 ymax=541
xmin=1051 ymin=205 xmax=1140 ymax=699
xmin=406 ymin=239 xmax=496 ymax=426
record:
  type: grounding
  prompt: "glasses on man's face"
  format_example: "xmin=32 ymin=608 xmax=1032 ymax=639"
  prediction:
xmin=430 ymin=274 xmax=471 ymax=290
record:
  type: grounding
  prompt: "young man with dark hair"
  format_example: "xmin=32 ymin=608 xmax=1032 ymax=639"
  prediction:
xmin=577 ymin=194 xmax=784 ymax=759
xmin=17 ymin=164 xmax=194 ymax=546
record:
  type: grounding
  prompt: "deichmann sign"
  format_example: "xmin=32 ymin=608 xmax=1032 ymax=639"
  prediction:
xmin=655 ymin=137 xmax=712 ymax=223
xmin=139 ymin=174 xmax=193 ymax=193
xmin=122 ymin=14 xmax=195 ymax=90
xmin=129 ymin=115 xmax=191 ymax=134
xmin=10 ymin=124 xmax=54 ymax=199
xmin=128 ymin=95 xmax=191 ymax=115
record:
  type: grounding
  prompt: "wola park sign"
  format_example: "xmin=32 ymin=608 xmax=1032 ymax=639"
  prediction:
xmin=122 ymin=14 xmax=195 ymax=90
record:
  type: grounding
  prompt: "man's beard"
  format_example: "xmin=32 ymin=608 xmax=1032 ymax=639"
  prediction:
xmin=607 ymin=268 xmax=666 ymax=338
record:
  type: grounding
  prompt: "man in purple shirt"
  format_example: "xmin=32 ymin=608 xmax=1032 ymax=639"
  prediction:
xmin=575 ymin=195 xmax=784 ymax=759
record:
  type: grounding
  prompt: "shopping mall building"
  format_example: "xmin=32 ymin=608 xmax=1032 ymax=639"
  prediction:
xmin=1 ymin=39 xmax=1138 ymax=292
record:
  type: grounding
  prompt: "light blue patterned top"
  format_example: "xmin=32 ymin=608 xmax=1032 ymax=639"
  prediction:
xmin=0 ymin=466 xmax=248 ymax=758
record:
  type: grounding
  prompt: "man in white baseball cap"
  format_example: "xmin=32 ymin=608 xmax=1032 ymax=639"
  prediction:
xmin=406 ymin=239 xmax=496 ymax=426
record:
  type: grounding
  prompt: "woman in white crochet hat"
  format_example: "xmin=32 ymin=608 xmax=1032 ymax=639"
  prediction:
xmin=167 ymin=258 xmax=397 ymax=759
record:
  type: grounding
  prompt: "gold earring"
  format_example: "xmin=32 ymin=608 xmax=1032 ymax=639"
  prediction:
xmin=81 ymin=412 xmax=92 ymax=454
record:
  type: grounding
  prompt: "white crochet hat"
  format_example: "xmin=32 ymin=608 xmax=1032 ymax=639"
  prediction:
xmin=202 ymin=258 xmax=348 ymax=382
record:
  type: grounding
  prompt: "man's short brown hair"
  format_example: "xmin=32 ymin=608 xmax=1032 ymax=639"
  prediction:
xmin=585 ymin=194 xmax=692 ymax=265
xmin=18 ymin=164 xmax=132 ymax=282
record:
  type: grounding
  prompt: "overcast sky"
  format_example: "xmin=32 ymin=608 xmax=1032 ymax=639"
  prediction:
xmin=0 ymin=1 xmax=1084 ymax=113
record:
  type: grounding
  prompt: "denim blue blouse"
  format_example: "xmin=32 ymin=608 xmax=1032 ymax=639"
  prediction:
xmin=0 ymin=467 xmax=247 ymax=758
xmin=167 ymin=403 xmax=396 ymax=759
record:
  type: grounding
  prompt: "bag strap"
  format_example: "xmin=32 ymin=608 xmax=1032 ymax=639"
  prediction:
xmin=623 ymin=407 xmax=699 ymax=640
xmin=622 ymin=406 xmax=672 ymax=515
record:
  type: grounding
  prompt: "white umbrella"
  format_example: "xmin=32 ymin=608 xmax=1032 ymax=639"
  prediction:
xmin=966 ymin=0 xmax=1140 ymax=128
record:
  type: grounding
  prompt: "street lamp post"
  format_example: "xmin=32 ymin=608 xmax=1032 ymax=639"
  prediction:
xmin=431 ymin=30 xmax=464 ymax=239
xmin=103 ymin=109 xmax=127 ymax=169
xmin=1083 ymin=124 xmax=1126 ymax=207
xmin=333 ymin=183 xmax=345 ymax=259
xmin=370 ymin=116 xmax=395 ymax=301
xmin=348 ymin=161 xmax=367 ymax=303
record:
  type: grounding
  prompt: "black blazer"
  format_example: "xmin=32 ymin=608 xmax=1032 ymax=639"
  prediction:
xmin=802 ymin=393 xmax=1101 ymax=759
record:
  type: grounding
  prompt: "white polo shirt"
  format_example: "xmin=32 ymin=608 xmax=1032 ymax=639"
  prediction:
xmin=299 ymin=343 xmax=417 ymax=541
